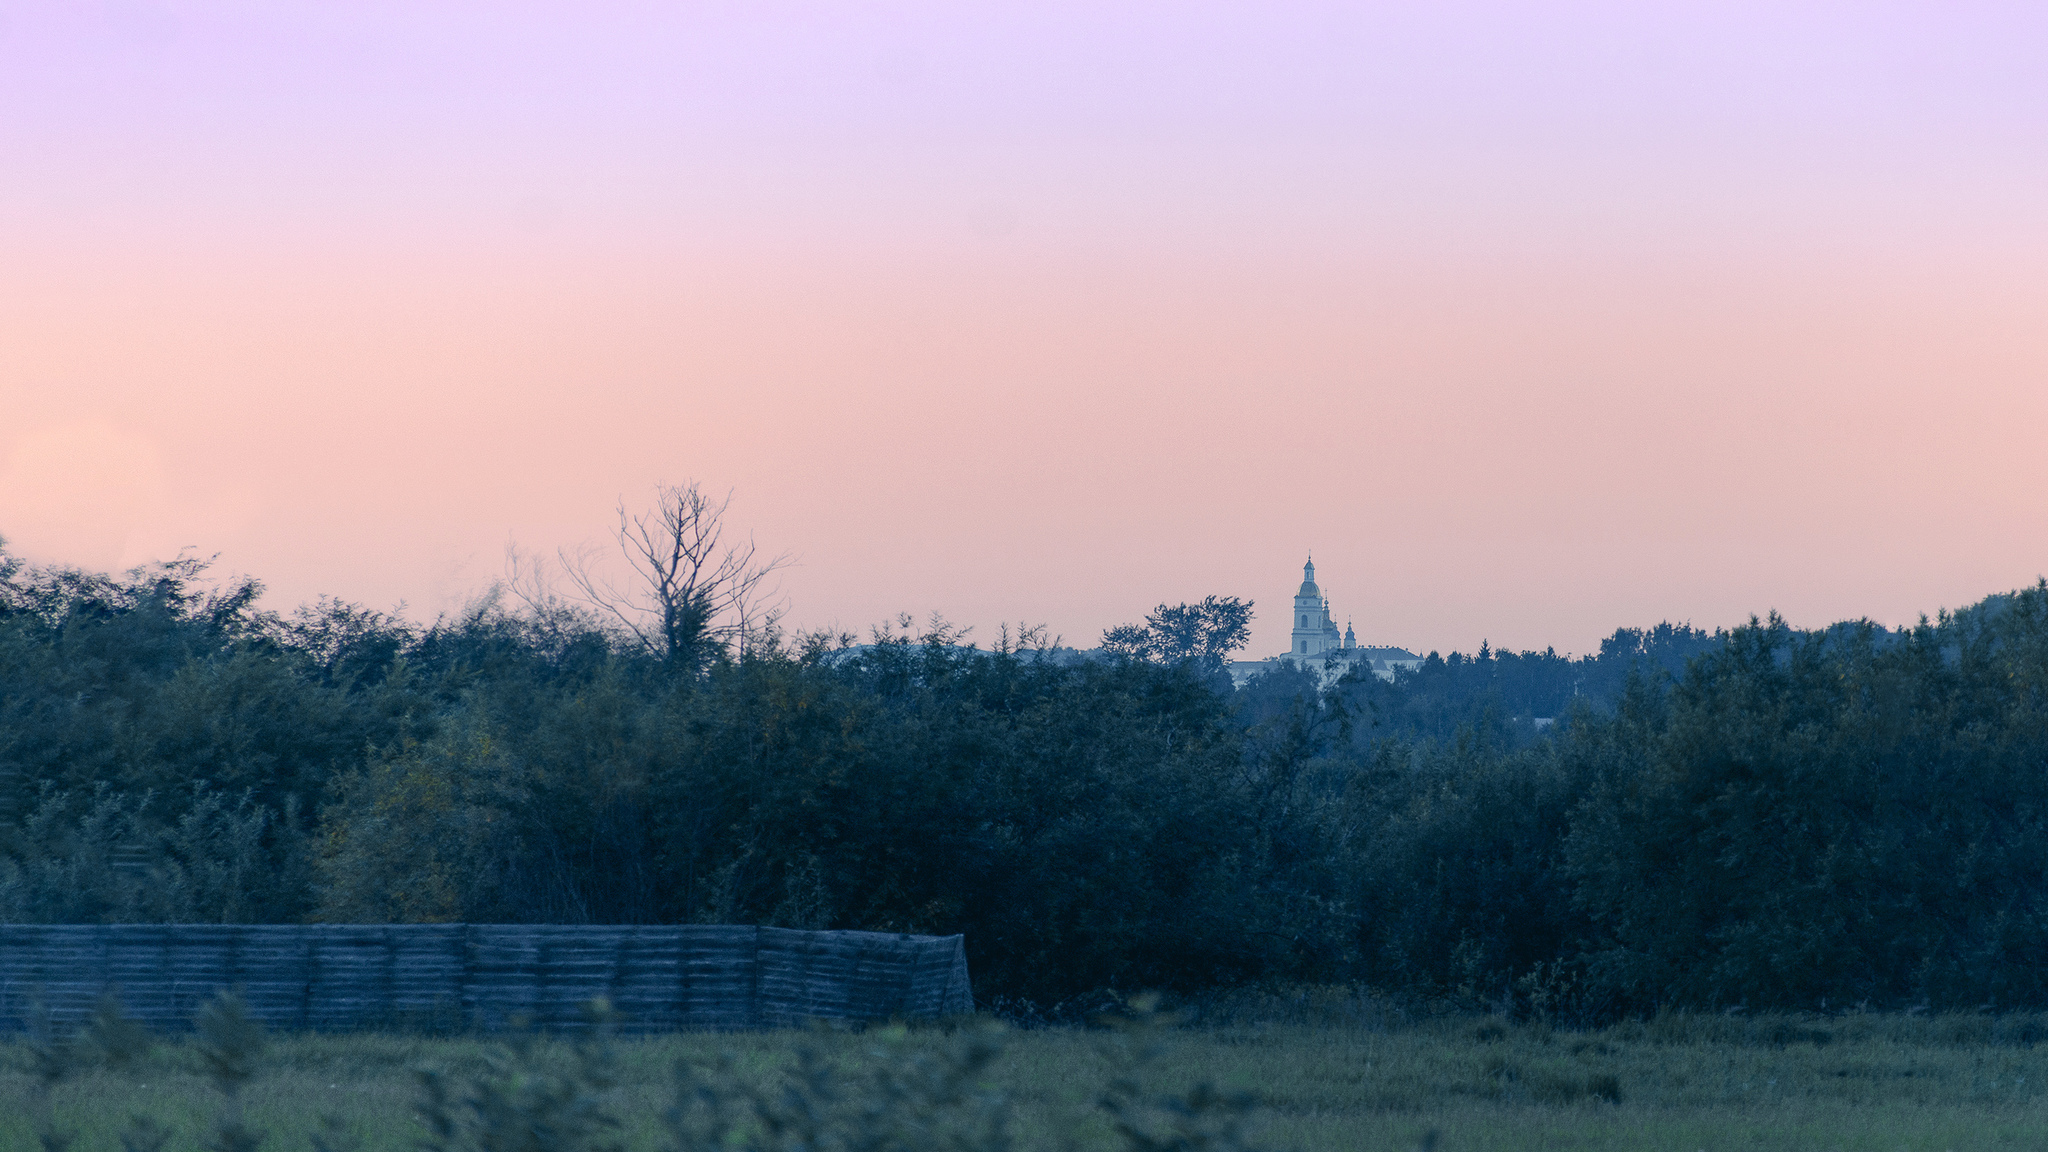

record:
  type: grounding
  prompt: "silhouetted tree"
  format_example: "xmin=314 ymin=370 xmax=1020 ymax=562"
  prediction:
xmin=1101 ymin=595 xmax=1253 ymax=676
xmin=554 ymin=482 xmax=788 ymax=676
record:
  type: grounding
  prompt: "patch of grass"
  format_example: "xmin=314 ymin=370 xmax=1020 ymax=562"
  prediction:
xmin=4 ymin=999 xmax=2048 ymax=1150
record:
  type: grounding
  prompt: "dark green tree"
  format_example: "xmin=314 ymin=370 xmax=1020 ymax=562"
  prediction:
xmin=1101 ymin=595 xmax=1253 ymax=677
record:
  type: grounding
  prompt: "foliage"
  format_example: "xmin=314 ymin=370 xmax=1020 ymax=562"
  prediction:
xmin=668 ymin=1023 xmax=1018 ymax=1152
xmin=1101 ymin=597 xmax=1254 ymax=679
xmin=6 ymin=531 xmax=2048 ymax=1016
xmin=418 ymin=1009 xmax=624 ymax=1152
xmin=0 ymin=782 xmax=295 ymax=923
xmin=1565 ymin=600 xmax=2048 ymax=1012
xmin=1331 ymin=622 xmax=1725 ymax=745
xmin=1341 ymin=733 xmax=1592 ymax=1013
xmin=315 ymin=722 xmax=532 ymax=923
xmin=195 ymin=992 xmax=269 ymax=1152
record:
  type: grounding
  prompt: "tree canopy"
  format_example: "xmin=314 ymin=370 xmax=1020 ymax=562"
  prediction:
xmin=5 ymin=534 xmax=2045 ymax=1016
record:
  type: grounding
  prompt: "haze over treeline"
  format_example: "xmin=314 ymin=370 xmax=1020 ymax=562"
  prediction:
xmin=2 ymin=508 xmax=2045 ymax=1019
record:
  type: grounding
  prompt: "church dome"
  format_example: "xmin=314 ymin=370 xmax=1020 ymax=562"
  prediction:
xmin=1298 ymin=557 xmax=1319 ymax=598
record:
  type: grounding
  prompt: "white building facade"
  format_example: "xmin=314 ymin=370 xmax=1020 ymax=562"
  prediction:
xmin=1289 ymin=557 xmax=1346 ymax=656
xmin=1231 ymin=557 xmax=1424 ymax=687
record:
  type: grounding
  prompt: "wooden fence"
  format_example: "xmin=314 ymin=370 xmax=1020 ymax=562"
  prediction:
xmin=0 ymin=924 xmax=972 ymax=1033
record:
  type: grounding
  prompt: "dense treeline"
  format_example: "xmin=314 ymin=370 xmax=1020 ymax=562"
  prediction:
xmin=3 ymin=541 xmax=2045 ymax=1018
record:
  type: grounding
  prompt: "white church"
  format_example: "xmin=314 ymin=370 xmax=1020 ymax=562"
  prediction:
xmin=1227 ymin=557 xmax=1424 ymax=687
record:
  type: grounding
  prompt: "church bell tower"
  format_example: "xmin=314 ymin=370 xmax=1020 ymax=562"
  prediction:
xmin=1290 ymin=557 xmax=1327 ymax=656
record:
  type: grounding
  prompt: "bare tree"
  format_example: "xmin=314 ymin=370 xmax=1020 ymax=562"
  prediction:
xmin=553 ymin=482 xmax=789 ymax=674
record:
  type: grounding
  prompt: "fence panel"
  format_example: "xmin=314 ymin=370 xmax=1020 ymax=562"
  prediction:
xmin=235 ymin=925 xmax=313 ymax=1031
xmin=678 ymin=924 xmax=760 ymax=1031
xmin=612 ymin=926 xmax=686 ymax=1032
xmin=391 ymin=926 xmax=467 ymax=1030
xmin=0 ymin=925 xmax=970 ymax=1033
xmin=307 ymin=925 xmax=390 ymax=1031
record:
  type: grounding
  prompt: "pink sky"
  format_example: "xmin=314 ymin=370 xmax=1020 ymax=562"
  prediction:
xmin=3 ymin=1 xmax=2045 ymax=657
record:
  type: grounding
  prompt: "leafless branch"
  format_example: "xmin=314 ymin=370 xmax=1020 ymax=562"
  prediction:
xmin=552 ymin=482 xmax=790 ymax=671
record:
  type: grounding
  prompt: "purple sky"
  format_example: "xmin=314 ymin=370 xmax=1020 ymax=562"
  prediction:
xmin=3 ymin=2 xmax=2045 ymax=656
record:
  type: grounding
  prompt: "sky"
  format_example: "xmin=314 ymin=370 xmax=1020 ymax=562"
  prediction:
xmin=2 ymin=1 xmax=2045 ymax=658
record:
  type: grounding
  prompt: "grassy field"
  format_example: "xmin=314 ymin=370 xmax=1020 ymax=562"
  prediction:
xmin=5 ymin=1001 xmax=2048 ymax=1151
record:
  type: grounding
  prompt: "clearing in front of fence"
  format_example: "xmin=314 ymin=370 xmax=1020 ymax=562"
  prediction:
xmin=4 ymin=993 xmax=2048 ymax=1151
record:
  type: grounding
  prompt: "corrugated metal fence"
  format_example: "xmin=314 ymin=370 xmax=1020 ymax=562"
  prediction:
xmin=0 ymin=924 xmax=972 ymax=1032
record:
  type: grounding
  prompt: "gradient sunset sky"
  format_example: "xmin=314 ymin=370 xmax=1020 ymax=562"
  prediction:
xmin=3 ymin=1 xmax=2044 ymax=657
